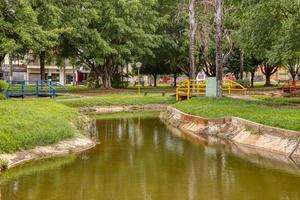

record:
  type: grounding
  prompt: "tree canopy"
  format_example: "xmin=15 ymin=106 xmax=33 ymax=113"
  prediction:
xmin=1 ymin=0 xmax=300 ymax=88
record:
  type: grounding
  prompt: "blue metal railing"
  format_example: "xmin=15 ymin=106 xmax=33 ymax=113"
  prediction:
xmin=5 ymin=80 xmax=69 ymax=98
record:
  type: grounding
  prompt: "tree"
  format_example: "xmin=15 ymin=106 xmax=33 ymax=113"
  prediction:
xmin=147 ymin=0 xmax=188 ymax=87
xmin=0 ymin=0 xmax=39 ymax=73
xmin=61 ymin=0 xmax=163 ymax=88
xmin=30 ymin=0 xmax=65 ymax=81
xmin=225 ymin=47 xmax=241 ymax=79
xmin=232 ymin=0 xmax=300 ymax=86
xmin=244 ymin=55 xmax=262 ymax=88
xmin=188 ymin=0 xmax=197 ymax=79
xmin=140 ymin=61 xmax=170 ymax=87
xmin=215 ymin=0 xmax=225 ymax=97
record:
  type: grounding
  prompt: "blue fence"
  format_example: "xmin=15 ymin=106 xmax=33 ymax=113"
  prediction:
xmin=5 ymin=80 xmax=68 ymax=98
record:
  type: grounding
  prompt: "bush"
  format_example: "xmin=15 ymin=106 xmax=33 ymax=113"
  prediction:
xmin=86 ymin=77 xmax=101 ymax=88
xmin=236 ymin=79 xmax=251 ymax=88
xmin=0 ymin=80 xmax=8 ymax=99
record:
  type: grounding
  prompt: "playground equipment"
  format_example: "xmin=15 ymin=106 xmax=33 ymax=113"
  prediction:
xmin=176 ymin=79 xmax=247 ymax=101
xmin=5 ymin=80 xmax=68 ymax=98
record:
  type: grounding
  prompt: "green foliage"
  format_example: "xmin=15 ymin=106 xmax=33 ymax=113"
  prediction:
xmin=86 ymin=77 xmax=100 ymax=89
xmin=0 ymin=80 xmax=8 ymax=99
xmin=0 ymin=0 xmax=39 ymax=55
xmin=0 ymin=80 xmax=8 ymax=90
xmin=232 ymin=0 xmax=300 ymax=67
xmin=175 ymin=97 xmax=300 ymax=132
xmin=236 ymin=79 xmax=251 ymax=88
xmin=0 ymin=101 xmax=80 ymax=153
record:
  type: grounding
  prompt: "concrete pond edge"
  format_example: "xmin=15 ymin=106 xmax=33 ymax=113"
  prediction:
xmin=78 ymin=104 xmax=170 ymax=114
xmin=2 ymin=103 xmax=300 ymax=172
xmin=0 ymin=134 xmax=96 ymax=172
xmin=160 ymin=106 xmax=300 ymax=161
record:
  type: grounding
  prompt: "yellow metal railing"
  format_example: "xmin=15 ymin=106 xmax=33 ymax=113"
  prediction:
xmin=176 ymin=79 xmax=247 ymax=101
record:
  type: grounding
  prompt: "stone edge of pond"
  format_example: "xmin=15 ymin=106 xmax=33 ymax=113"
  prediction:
xmin=78 ymin=104 xmax=169 ymax=113
xmin=161 ymin=106 xmax=300 ymax=161
xmin=0 ymin=134 xmax=96 ymax=171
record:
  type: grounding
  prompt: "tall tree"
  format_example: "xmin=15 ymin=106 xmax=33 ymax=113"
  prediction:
xmin=0 ymin=0 xmax=39 ymax=68
xmin=30 ymin=0 xmax=63 ymax=81
xmin=62 ymin=0 xmax=162 ymax=88
xmin=188 ymin=0 xmax=197 ymax=79
xmin=215 ymin=0 xmax=224 ymax=97
xmin=232 ymin=0 xmax=299 ymax=86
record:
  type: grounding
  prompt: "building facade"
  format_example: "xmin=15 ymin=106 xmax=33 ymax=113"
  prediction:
xmin=0 ymin=55 xmax=89 ymax=85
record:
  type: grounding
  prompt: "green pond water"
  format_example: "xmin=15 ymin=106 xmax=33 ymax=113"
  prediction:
xmin=1 ymin=112 xmax=300 ymax=200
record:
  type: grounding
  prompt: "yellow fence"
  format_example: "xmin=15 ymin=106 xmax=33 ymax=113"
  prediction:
xmin=176 ymin=79 xmax=247 ymax=101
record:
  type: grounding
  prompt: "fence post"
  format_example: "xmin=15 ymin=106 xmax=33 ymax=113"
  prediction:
xmin=21 ymin=81 xmax=25 ymax=98
xmin=228 ymin=81 xmax=231 ymax=95
xmin=35 ymin=80 xmax=39 ymax=96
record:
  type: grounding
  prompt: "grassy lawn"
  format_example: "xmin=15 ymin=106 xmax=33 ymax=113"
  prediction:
xmin=60 ymin=94 xmax=175 ymax=107
xmin=175 ymin=97 xmax=300 ymax=132
xmin=69 ymin=86 xmax=176 ymax=96
xmin=253 ymin=95 xmax=300 ymax=105
xmin=0 ymin=101 xmax=82 ymax=153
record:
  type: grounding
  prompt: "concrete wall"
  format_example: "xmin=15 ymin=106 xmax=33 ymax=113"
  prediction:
xmin=161 ymin=107 xmax=300 ymax=161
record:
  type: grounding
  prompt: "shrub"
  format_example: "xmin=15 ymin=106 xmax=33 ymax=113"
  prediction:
xmin=236 ymin=79 xmax=251 ymax=88
xmin=0 ymin=80 xmax=8 ymax=91
xmin=0 ymin=80 xmax=8 ymax=98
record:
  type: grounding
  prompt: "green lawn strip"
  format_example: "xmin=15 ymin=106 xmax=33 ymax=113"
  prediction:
xmin=0 ymin=101 xmax=81 ymax=153
xmin=60 ymin=94 xmax=175 ymax=107
xmin=175 ymin=97 xmax=300 ymax=132
xmin=253 ymin=95 xmax=300 ymax=105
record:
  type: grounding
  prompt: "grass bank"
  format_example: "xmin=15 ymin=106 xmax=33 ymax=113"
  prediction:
xmin=0 ymin=101 xmax=83 ymax=153
xmin=60 ymin=94 xmax=175 ymax=107
xmin=175 ymin=97 xmax=300 ymax=132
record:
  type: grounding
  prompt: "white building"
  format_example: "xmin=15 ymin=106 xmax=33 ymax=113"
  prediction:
xmin=0 ymin=55 xmax=84 ymax=85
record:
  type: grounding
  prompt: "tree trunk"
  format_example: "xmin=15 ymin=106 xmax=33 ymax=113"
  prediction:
xmin=260 ymin=64 xmax=278 ymax=86
xmin=153 ymin=74 xmax=157 ymax=87
xmin=250 ymin=70 xmax=255 ymax=88
xmin=0 ymin=54 xmax=5 ymax=66
xmin=288 ymin=64 xmax=300 ymax=81
xmin=265 ymin=74 xmax=271 ymax=86
xmin=188 ymin=0 xmax=197 ymax=79
xmin=173 ymin=73 xmax=177 ymax=87
xmin=240 ymin=50 xmax=244 ymax=80
xmin=9 ymin=55 xmax=13 ymax=81
xmin=72 ymin=64 xmax=76 ymax=85
xmin=215 ymin=0 xmax=224 ymax=97
xmin=101 ymin=65 xmax=112 ymax=89
xmin=39 ymin=51 xmax=46 ymax=81
xmin=63 ymin=60 xmax=66 ymax=85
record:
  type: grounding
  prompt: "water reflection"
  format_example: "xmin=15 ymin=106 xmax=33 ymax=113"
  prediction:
xmin=1 ymin=114 xmax=300 ymax=200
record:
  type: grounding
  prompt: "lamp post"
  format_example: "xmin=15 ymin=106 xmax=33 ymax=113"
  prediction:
xmin=136 ymin=62 xmax=142 ymax=95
